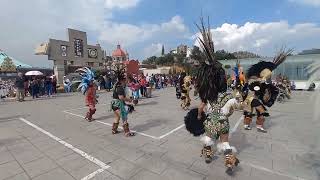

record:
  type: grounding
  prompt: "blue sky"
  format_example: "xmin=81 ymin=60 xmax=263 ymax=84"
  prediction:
xmin=0 ymin=0 xmax=320 ymax=67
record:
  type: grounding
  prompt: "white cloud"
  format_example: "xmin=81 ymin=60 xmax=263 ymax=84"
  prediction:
xmin=194 ymin=21 xmax=320 ymax=55
xmin=99 ymin=15 xmax=189 ymax=47
xmin=288 ymin=0 xmax=320 ymax=7
xmin=104 ymin=0 xmax=140 ymax=9
xmin=143 ymin=43 xmax=163 ymax=57
xmin=0 ymin=0 xmax=189 ymax=66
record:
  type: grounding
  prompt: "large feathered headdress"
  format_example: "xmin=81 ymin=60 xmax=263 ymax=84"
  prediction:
xmin=247 ymin=48 xmax=293 ymax=81
xmin=195 ymin=17 xmax=227 ymax=103
xmin=111 ymin=63 xmax=126 ymax=85
xmin=75 ymin=67 xmax=95 ymax=94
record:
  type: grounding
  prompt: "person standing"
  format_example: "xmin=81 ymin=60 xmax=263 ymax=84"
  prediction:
xmin=63 ymin=76 xmax=71 ymax=93
xmin=24 ymin=79 xmax=29 ymax=97
xmin=31 ymin=78 xmax=39 ymax=99
xmin=139 ymin=75 xmax=147 ymax=97
xmin=15 ymin=72 xmax=25 ymax=102
xmin=52 ymin=76 xmax=57 ymax=94
xmin=45 ymin=76 xmax=53 ymax=97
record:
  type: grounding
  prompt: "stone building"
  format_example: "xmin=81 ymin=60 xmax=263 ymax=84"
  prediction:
xmin=112 ymin=44 xmax=128 ymax=62
xmin=35 ymin=28 xmax=107 ymax=85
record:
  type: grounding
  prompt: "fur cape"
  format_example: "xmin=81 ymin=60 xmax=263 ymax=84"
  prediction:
xmin=184 ymin=108 xmax=206 ymax=136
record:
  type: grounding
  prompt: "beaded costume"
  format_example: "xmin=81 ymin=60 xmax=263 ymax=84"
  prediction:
xmin=243 ymin=49 xmax=292 ymax=132
xmin=184 ymin=18 xmax=241 ymax=175
xmin=181 ymin=75 xmax=192 ymax=110
xmin=110 ymin=64 xmax=135 ymax=137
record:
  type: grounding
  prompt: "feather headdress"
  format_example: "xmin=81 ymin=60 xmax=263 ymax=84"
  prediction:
xmin=111 ymin=63 xmax=126 ymax=85
xmin=75 ymin=67 xmax=95 ymax=94
xmin=195 ymin=17 xmax=227 ymax=103
xmin=247 ymin=48 xmax=293 ymax=80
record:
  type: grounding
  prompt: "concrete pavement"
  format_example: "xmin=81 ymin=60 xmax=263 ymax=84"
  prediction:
xmin=0 ymin=88 xmax=319 ymax=180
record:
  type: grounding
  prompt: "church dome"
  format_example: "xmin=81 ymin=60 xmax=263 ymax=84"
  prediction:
xmin=112 ymin=44 xmax=126 ymax=57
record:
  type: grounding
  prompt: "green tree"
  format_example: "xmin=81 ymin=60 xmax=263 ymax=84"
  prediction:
xmin=161 ymin=45 xmax=165 ymax=56
xmin=0 ymin=57 xmax=16 ymax=72
xmin=215 ymin=50 xmax=236 ymax=60
xmin=190 ymin=46 xmax=205 ymax=63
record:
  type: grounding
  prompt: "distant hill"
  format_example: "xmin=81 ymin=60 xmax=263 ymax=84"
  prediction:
xmin=232 ymin=51 xmax=261 ymax=59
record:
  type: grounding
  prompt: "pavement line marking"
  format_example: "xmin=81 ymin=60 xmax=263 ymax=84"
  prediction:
xmin=64 ymin=103 xmax=107 ymax=112
xmin=81 ymin=168 xmax=105 ymax=180
xmin=19 ymin=117 xmax=110 ymax=179
xmin=63 ymin=110 xmax=159 ymax=140
xmin=158 ymin=124 xmax=185 ymax=139
xmin=230 ymin=115 xmax=244 ymax=134
xmin=96 ymin=120 xmax=159 ymax=139
xmin=242 ymin=161 xmax=306 ymax=180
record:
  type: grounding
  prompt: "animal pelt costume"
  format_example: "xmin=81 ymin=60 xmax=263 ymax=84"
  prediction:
xmin=110 ymin=63 xmax=135 ymax=137
xmin=76 ymin=67 xmax=97 ymax=122
xmin=184 ymin=18 xmax=240 ymax=175
xmin=181 ymin=75 xmax=192 ymax=110
xmin=242 ymin=49 xmax=292 ymax=132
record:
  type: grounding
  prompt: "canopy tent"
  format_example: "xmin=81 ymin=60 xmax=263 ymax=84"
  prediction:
xmin=0 ymin=50 xmax=32 ymax=68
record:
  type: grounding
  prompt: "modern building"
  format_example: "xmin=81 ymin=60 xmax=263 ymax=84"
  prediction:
xmin=219 ymin=54 xmax=320 ymax=88
xmin=35 ymin=28 xmax=108 ymax=85
xmin=0 ymin=50 xmax=32 ymax=69
xmin=298 ymin=49 xmax=320 ymax=55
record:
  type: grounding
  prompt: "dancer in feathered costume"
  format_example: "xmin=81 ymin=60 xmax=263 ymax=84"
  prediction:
xmin=242 ymin=49 xmax=292 ymax=132
xmin=110 ymin=64 xmax=135 ymax=137
xmin=76 ymin=67 xmax=97 ymax=122
xmin=181 ymin=75 xmax=192 ymax=110
xmin=184 ymin=18 xmax=241 ymax=175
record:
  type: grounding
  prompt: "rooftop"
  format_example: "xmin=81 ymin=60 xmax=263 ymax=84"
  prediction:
xmin=0 ymin=50 xmax=32 ymax=68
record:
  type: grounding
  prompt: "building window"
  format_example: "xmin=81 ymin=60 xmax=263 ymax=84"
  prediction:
xmin=70 ymin=61 xmax=74 ymax=65
xmin=99 ymin=63 xmax=103 ymax=67
xmin=64 ymin=60 xmax=67 ymax=65
xmin=116 ymin=57 xmax=120 ymax=61
xmin=74 ymin=39 xmax=83 ymax=57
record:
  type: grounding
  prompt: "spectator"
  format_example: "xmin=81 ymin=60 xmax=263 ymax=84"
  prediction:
xmin=15 ymin=72 xmax=25 ymax=102
xmin=31 ymin=78 xmax=39 ymax=99
xmin=52 ymin=75 xmax=57 ymax=94
xmin=139 ymin=75 xmax=147 ymax=97
xmin=24 ymin=79 xmax=29 ymax=96
xmin=45 ymin=76 xmax=53 ymax=97
xmin=63 ymin=76 xmax=71 ymax=93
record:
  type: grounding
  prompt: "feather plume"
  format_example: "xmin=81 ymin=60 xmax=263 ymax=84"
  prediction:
xmin=75 ymin=67 xmax=95 ymax=95
xmin=195 ymin=17 xmax=227 ymax=103
xmin=272 ymin=48 xmax=293 ymax=67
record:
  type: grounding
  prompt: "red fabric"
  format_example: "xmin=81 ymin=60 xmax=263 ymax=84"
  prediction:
xmin=85 ymin=86 xmax=96 ymax=106
xmin=139 ymin=78 xmax=147 ymax=87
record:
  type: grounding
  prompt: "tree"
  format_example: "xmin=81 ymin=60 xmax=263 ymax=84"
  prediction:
xmin=190 ymin=46 xmax=205 ymax=63
xmin=0 ymin=57 xmax=16 ymax=72
xmin=142 ymin=56 xmax=157 ymax=64
xmin=161 ymin=45 xmax=165 ymax=56
xmin=215 ymin=50 xmax=236 ymax=60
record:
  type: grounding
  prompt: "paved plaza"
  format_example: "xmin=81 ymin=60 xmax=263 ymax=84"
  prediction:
xmin=0 ymin=88 xmax=319 ymax=180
